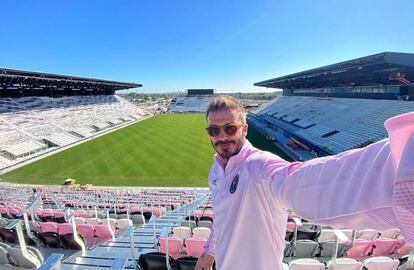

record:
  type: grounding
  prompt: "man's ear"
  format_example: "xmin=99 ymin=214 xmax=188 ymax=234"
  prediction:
xmin=243 ymin=124 xmax=248 ymax=134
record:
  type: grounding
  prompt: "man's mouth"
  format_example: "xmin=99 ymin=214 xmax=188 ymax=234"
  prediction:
xmin=216 ymin=140 xmax=235 ymax=148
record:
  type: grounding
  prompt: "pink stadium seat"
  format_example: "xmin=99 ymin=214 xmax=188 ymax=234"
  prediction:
xmin=288 ymin=213 xmax=301 ymax=219
xmin=372 ymin=238 xmax=399 ymax=255
xmin=57 ymin=223 xmax=74 ymax=235
xmin=74 ymin=210 xmax=85 ymax=217
xmin=40 ymin=209 xmax=53 ymax=217
xmin=202 ymin=210 xmax=213 ymax=219
xmin=76 ymin=224 xmax=95 ymax=247
xmin=192 ymin=210 xmax=203 ymax=218
xmin=159 ymin=237 xmax=182 ymax=258
xmin=152 ymin=208 xmax=162 ymax=217
xmin=53 ymin=211 xmax=65 ymax=218
xmin=287 ymin=222 xmax=296 ymax=231
xmin=40 ymin=222 xmax=58 ymax=233
xmin=347 ymin=239 xmax=374 ymax=258
xmin=185 ymin=237 xmax=207 ymax=257
xmin=78 ymin=212 xmax=93 ymax=218
xmin=130 ymin=206 xmax=141 ymax=213
xmin=94 ymin=224 xmax=113 ymax=238
xmin=396 ymin=239 xmax=411 ymax=256
xmin=0 ymin=206 xmax=7 ymax=215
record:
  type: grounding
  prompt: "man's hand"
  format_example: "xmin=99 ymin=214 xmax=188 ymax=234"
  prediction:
xmin=195 ymin=252 xmax=215 ymax=270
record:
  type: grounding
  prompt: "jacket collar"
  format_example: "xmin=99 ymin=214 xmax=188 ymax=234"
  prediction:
xmin=214 ymin=139 xmax=256 ymax=172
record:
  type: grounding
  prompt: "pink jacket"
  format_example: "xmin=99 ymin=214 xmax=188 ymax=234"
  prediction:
xmin=204 ymin=112 xmax=414 ymax=270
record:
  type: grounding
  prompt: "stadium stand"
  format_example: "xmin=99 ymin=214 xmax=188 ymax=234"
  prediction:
xmin=0 ymin=68 xmax=149 ymax=172
xmin=0 ymin=181 xmax=411 ymax=269
xmin=168 ymin=89 xmax=213 ymax=113
xmin=0 ymin=95 xmax=150 ymax=171
xmin=251 ymin=52 xmax=414 ymax=161
xmin=0 ymin=182 xmax=210 ymax=269
xmin=169 ymin=97 xmax=212 ymax=113
xmin=249 ymin=96 xmax=414 ymax=160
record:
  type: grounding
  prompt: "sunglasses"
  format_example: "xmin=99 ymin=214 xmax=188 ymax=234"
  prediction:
xmin=205 ymin=123 xmax=243 ymax=137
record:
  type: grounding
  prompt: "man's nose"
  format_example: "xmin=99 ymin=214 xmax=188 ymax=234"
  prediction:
xmin=216 ymin=128 xmax=229 ymax=140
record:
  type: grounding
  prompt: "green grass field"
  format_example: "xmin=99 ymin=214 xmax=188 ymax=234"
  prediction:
xmin=0 ymin=113 xmax=289 ymax=187
xmin=1 ymin=114 xmax=214 ymax=187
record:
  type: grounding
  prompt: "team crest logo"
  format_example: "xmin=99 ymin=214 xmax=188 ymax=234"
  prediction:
xmin=229 ymin=174 xmax=239 ymax=194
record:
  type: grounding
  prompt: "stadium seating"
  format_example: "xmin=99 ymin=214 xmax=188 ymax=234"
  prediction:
xmin=138 ymin=251 xmax=175 ymax=270
xmin=159 ymin=236 xmax=183 ymax=258
xmin=173 ymin=226 xmax=192 ymax=242
xmin=327 ymin=258 xmax=363 ymax=270
xmin=169 ymin=97 xmax=211 ymax=113
xmin=289 ymin=258 xmax=325 ymax=270
xmin=363 ymin=256 xmax=400 ymax=270
xmin=0 ymin=183 xmax=411 ymax=269
xmin=0 ymin=95 xmax=150 ymax=170
xmin=250 ymin=96 xmax=414 ymax=160
xmin=192 ymin=227 xmax=211 ymax=239
xmin=185 ymin=237 xmax=207 ymax=257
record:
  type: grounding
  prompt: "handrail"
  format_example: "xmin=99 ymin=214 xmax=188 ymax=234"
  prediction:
xmin=104 ymin=209 xmax=115 ymax=241
xmin=15 ymin=196 xmax=41 ymax=246
xmin=409 ymin=247 xmax=414 ymax=269
xmin=158 ymin=227 xmax=172 ymax=270
xmin=331 ymin=229 xmax=349 ymax=265
xmin=5 ymin=219 xmax=41 ymax=269
xmin=65 ymin=209 xmax=86 ymax=255
xmin=122 ymin=225 xmax=136 ymax=269
xmin=292 ymin=217 xmax=302 ymax=249
xmin=110 ymin=258 xmax=128 ymax=270
xmin=38 ymin=253 xmax=64 ymax=270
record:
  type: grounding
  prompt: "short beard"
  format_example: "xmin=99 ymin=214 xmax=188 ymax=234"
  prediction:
xmin=213 ymin=137 xmax=246 ymax=161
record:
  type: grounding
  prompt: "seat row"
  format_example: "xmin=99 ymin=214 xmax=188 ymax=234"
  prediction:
xmin=287 ymin=256 xmax=405 ymax=270
xmin=283 ymin=239 xmax=410 ymax=260
xmin=285 ymin=227 xmax=404 ymax=243
xmin=159 ymin=236 xmax=207 ymax=258
xmin=138 ymin=252 xmax=200 ymax=270
xmin=0 ymin=242 xmax=44 ymax=269
xmin=181 ymin=219 xmax=213 ymax=230
xmin=172 ymin=226 xmax=211 ymax=241
xmin=39 ymin=220 xmax=131 ymax=247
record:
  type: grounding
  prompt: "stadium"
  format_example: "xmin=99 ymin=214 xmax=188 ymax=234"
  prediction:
xmin=0 ymin=52 xmax=413 ymax=270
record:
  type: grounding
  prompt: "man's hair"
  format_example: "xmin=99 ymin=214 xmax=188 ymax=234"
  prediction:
xmin=206 ymin=95 xmax=247 ymax=123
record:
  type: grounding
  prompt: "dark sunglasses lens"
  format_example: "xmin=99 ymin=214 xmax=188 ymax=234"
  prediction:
xmin=207 ymin=126 xmax=221 ymax=137
xmin=224 ymin=125 xmax=238 ymax=136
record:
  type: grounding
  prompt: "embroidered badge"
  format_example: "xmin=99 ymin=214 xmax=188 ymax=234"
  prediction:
xmin=229 ymin=174 xmax=239 ymax=194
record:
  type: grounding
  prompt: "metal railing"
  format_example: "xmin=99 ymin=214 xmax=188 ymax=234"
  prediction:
xmin=38 ymin=253 xmax=64 ymax=270
xmin=5 ymin=219 xmax=42 ymax=269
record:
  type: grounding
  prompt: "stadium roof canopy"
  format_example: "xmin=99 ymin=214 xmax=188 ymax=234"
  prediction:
xmin=0 ymin=68 xmax=141 ymax=92
xmin=254 ymin=52 xmax=414 ymax=89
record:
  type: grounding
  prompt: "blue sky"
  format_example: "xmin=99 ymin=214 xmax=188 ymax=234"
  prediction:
xmin=1 ymin=0 xmax=413 ymax=93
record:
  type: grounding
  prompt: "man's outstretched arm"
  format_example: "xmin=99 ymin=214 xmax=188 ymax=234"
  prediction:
xmin=256 ymin=112 xmax=414 ymax=238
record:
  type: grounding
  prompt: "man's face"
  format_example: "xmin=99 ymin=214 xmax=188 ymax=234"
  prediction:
xmin=207 ymin=109 xmax=248 ymax=161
